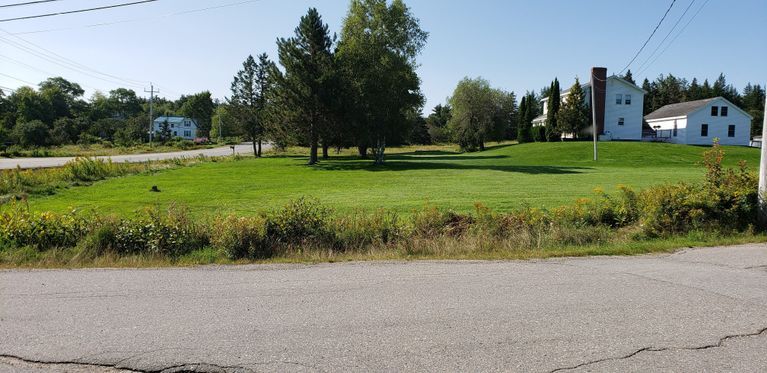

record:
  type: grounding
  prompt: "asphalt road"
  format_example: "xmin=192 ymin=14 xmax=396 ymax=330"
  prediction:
xmin=1 ymin=244 xmax=766 ymax=372
xmin=0 ymin=143 xmax=263 ymax=170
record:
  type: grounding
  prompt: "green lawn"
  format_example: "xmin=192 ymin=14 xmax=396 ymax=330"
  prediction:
xmin=27 ymin=142 xmax=761 ymax=216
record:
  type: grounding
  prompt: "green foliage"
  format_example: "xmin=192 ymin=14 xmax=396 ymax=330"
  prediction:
xmin=265 ymin=197 xmax=333 ymax=247
xmin=337 ymin=0 xmax=428 ymax=164
xmin=0 ymin=206 xmax=89 ymax=249
xmin=211 ymin=215 xmax=268 ymax=259
xmin=425 ymin=104 xmax=452 ymax=143
xmin=556 ymin=78 xmax=589 ymax=137
xmin=448 ymin=77 xmax=508 ymax=151
xmin=179 ymin=91 xmax=214 ymax=137
xmin=545 ymin=78 xmax=561 ymax=141
xmin=12 ymin=120 xmax=49 ymax=147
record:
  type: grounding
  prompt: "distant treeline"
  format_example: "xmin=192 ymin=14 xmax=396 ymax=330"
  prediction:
xmin=0 ymin=78 xmax=215 ymax=147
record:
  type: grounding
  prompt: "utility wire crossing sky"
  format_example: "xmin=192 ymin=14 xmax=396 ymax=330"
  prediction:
xmin=0 ymin=0 xmax=764 ymax=110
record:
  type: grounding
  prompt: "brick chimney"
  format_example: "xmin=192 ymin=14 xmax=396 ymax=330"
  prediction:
xmin=591 ymin=67 xmax=607 ymax=136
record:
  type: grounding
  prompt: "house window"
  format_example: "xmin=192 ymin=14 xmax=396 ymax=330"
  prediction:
xmin=618 ymin=117 xmax=625 ymax=126
xmin=701 ymin=124 xmax=708 ymax=137
xmin=625 ymin=94 xmax=631 ymax=105
xmin=616 ymin=94 xmax=623 ymax=105
xmin=711 ymin=106 xmax=718 ymax=116
xmin=184 ymin=130 xmax=192 ymax=137
xmin=185 ymin=121 xmax=191 ymax=127
xmin=728 ymin=125 xmax=735 ymax=137
xmin=721 ymin=107 xmax=728 ymax=117
xmin=171 ymin=123 xmax=175 ymax=128
xmin=173 ymin=131 xmax=178 ymax=137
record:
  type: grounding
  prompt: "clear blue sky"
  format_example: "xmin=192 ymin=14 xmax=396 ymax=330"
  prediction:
xmin=1 ymin=0 xmax=765 ymax=112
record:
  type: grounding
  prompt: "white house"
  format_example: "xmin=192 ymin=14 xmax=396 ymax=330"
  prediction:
xmin=644 ymin=97 xmax=752 ymax=146
xmin=152 ymin=116 xmax=198 ymax=140
xmin=533 ymin=67 xmax=646 ymax=140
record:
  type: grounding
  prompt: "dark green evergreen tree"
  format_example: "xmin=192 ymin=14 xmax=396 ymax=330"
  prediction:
xmin=545 ymin=78 xmax=560 ymax=141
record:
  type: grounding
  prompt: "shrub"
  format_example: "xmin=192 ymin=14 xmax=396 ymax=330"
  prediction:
xmin=411 ymin=205 xmax=473 ymax=238
xmin=265 ymin=197 xmax=334 ymax=248
xmin=211 ymin=215 xmax=268 ymax=259
xmin=0 ymin=205 xmax=89 ymax=249
xmin=13 ymin=120 xmax=49 ymax=147
xmin=64 ymin=157 xmax=123 ymax=182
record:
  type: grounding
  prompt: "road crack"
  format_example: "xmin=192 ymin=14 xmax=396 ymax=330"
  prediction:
xmin=548 ymin=327 xmax=767 ymax=372
xmin=0 ymin=354 xmax=256 ymax=373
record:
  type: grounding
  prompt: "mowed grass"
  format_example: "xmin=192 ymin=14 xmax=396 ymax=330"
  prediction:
xmin=26 ymin=141 xmax=761 ymax=216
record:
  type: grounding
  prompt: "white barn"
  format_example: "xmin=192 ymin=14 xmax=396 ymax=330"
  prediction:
xmin=152 ymin=116 xmax=199 ymax=140
xmin=644 ymin=97 xmax=752 ymax=146
xmin=533 ymin=68 xmax=646 ymax=141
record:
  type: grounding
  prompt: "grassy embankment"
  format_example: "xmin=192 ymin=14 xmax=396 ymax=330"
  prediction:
xmin=1 ymin=141 xmax=764 ymax=268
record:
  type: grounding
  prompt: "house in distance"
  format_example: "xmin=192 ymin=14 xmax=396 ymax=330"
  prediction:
xmin=534 ymin=67 xmax=647 ymax=141
xmin=152 ymin=116 xmax=198 ymax=140
xmin=644 ymin=97 xmax=752 ymax=146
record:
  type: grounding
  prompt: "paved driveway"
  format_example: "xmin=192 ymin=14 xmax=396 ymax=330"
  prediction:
xmin=1 ymin=244 xmax=766 ymax=372
xmin=0 ymin=143 xmax=264 ymax=170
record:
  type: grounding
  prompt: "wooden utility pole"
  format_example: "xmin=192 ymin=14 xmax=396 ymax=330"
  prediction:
xmin=759 ymin=94 xmax=767 ymax=225
xmin=144 ymin=83 xmax=158 ymax=147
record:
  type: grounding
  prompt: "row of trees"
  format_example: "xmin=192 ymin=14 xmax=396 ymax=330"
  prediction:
xmin=225 ymin=0 xmax=428 ymax=164
xmin=0 ymin=77 xmax=216 ymax=147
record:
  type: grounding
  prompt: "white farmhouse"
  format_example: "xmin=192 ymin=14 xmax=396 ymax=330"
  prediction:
xmin=644 ymin=97 xmax=752 ymax=146
xmin=533 ymin=67 xmax=646 ymax=140
xmin=152 ymin=116 xmax=199 ymax=140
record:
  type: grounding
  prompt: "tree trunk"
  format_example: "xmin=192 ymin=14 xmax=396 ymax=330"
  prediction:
xmin=322 ymin=141 xmax=329 ymax=159
xmin=257 ymin=140 xmax=262 ymax=157
xmin=251 ymin=137 xmax=257 ymax=158
xmin=479 ymin=141 xmax=485 ymax=151
xmin=373 ymin=136 xmax=386 ymax=165
xmin=358 ymin=145 xmax=368 ymax=159
xmin=309 ymin=126 xmax=318 ymax=165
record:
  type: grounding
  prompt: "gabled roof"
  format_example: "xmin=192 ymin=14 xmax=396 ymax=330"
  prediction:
xmin=153 ymin=116 xmax=197 ymax=126
xmin=644 ymin=97 xmax=753 ymax=121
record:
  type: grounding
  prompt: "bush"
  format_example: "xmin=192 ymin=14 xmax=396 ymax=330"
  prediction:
xmin=211 ymin=215 xmax=268 ymax=259
xmin=265 ymin=197 xmax=334 ymax=248
xmin=64 ymin=157 xmax=123 ymax=182
xmin=113 ymin=206 xmax=207 ymax=257
xmin=0 ymin=205 xmax=89 ymax=249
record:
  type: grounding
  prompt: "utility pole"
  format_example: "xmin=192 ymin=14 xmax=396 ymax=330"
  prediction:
xmin=590 ymin=72 xmax=598 ymax=161
xmin=759 ymin=94 xmax=767 ymax=225
xmin=144 ymin=83 xmax=159 ymax=147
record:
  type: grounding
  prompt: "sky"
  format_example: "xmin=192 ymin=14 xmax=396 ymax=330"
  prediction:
xmin=0 ymin=0 xmax=765 ymax=112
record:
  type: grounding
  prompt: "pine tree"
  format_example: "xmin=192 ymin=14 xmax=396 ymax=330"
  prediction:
xmin=273 ymin=8 xmax=336 ymax=165
xmin=687 ymin=78 xmax=702 ymax=100
xmin=642 ymin=78 xmax=653 ymax=115
xmin=517 ymin=95 xmax=532 ymax=143
xmin=545 ymin=78 xmax=561 ymax=141
xmin=229 ymin=53 xmax=275 ymax=157
xmin=623 ymin=69 xmax=635 ymax=85
xmin=556 ymin=78 xmax=589 ymax=138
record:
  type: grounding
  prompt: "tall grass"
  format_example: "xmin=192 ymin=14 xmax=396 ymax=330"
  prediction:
xmin=0 ymin=156 xmax=213 ymax=202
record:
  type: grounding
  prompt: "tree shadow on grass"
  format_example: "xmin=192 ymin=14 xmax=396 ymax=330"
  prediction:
xmin=310 ymin=157 xmax=591 ymax=174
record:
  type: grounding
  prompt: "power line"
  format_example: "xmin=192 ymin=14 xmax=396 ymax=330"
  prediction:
xmin=9 ymin=0 xmax=264 ymax=35
xmin=637 ymin=0 xmax=711 ymax=77
xmin=0 ymin=72 xmax=36 ymax=85
xmin=0 ymin=0 xmax=158 ymax=23
xmin=0 ymin=27 xmax=146 ymax=88
xmin=0 ymin=0 xmax=64 ymax=9
xmin=634 ymin=0 xmax=696 ymax=74
xmin=618 ymin=0 xmax=677 ymax=75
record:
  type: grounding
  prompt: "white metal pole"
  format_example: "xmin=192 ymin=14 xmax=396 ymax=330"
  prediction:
xmin=758 ymin=94 xmax=767 ymax=225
